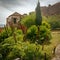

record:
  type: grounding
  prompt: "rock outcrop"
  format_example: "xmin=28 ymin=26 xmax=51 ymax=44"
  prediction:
xmin=41 ymin=2 xmax=60 ymax=16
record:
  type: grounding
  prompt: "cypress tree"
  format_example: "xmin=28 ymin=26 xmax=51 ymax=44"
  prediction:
xmin=35 ymin=0 xmax=42 ymax=26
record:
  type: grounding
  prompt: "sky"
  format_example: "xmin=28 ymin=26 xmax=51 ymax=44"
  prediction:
xmin=0 ymin=0 xmax=60 ymax=24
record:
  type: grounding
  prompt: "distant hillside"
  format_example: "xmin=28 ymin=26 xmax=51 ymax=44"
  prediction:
xmin=41 ymin=2 xmax=60 ymax=16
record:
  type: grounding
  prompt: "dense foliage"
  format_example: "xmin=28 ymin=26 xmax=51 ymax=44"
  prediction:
xmin=0 ymin=27 xmax=12 ymax=43
xmin=0 ymin=38 xmax=43 ymax=60
xmin=21 ymin=13 xmax=35 ymax=28
xmin=47 ymin=15 xmax=60 ymax=29
xmin=26 ymin=22 xmax=51 ymax=44
xmin=26 ymin=25 xmax=38 ymax=42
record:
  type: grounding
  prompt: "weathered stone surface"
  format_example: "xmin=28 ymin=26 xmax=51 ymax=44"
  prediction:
xmin=55 ymin=44 xmax=60 ymax=57
xmin=52 ymin=44 xmax=60 ymax=60
xmin=41 ymin=2 xmax=60 ymax=16
xmin=14 ymin=58 xmax=20 ymax=60
xmin=52 ymin=57 xmax=60 ymax=60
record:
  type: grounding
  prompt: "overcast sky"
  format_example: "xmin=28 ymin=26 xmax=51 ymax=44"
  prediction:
xmin=0 ymin=0 xmax=60 ymax=24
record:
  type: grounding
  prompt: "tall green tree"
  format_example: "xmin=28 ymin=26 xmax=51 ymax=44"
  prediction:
xmin=35 ymin=0 xmax=42 ymax=26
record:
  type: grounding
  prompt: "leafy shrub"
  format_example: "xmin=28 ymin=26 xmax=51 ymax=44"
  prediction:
xmin=38 ymin=25 xmax=51 ymax=44
xmin=0 ymin=41 xmax=42 ymax=60
xmin=0 ymin=28 xmax=12 ymax=43
xmin=15 ymin=29 xmax=23 ymax=35
xmin=47 ymin=15 xmax=60 ymax=29
xmin=26 ymin=25 xmax=38 ymax=42
xmin=21 ymin=13 xmax=35 ymax=28
xmin=26 ymin=22 xmax=51 ymax=44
